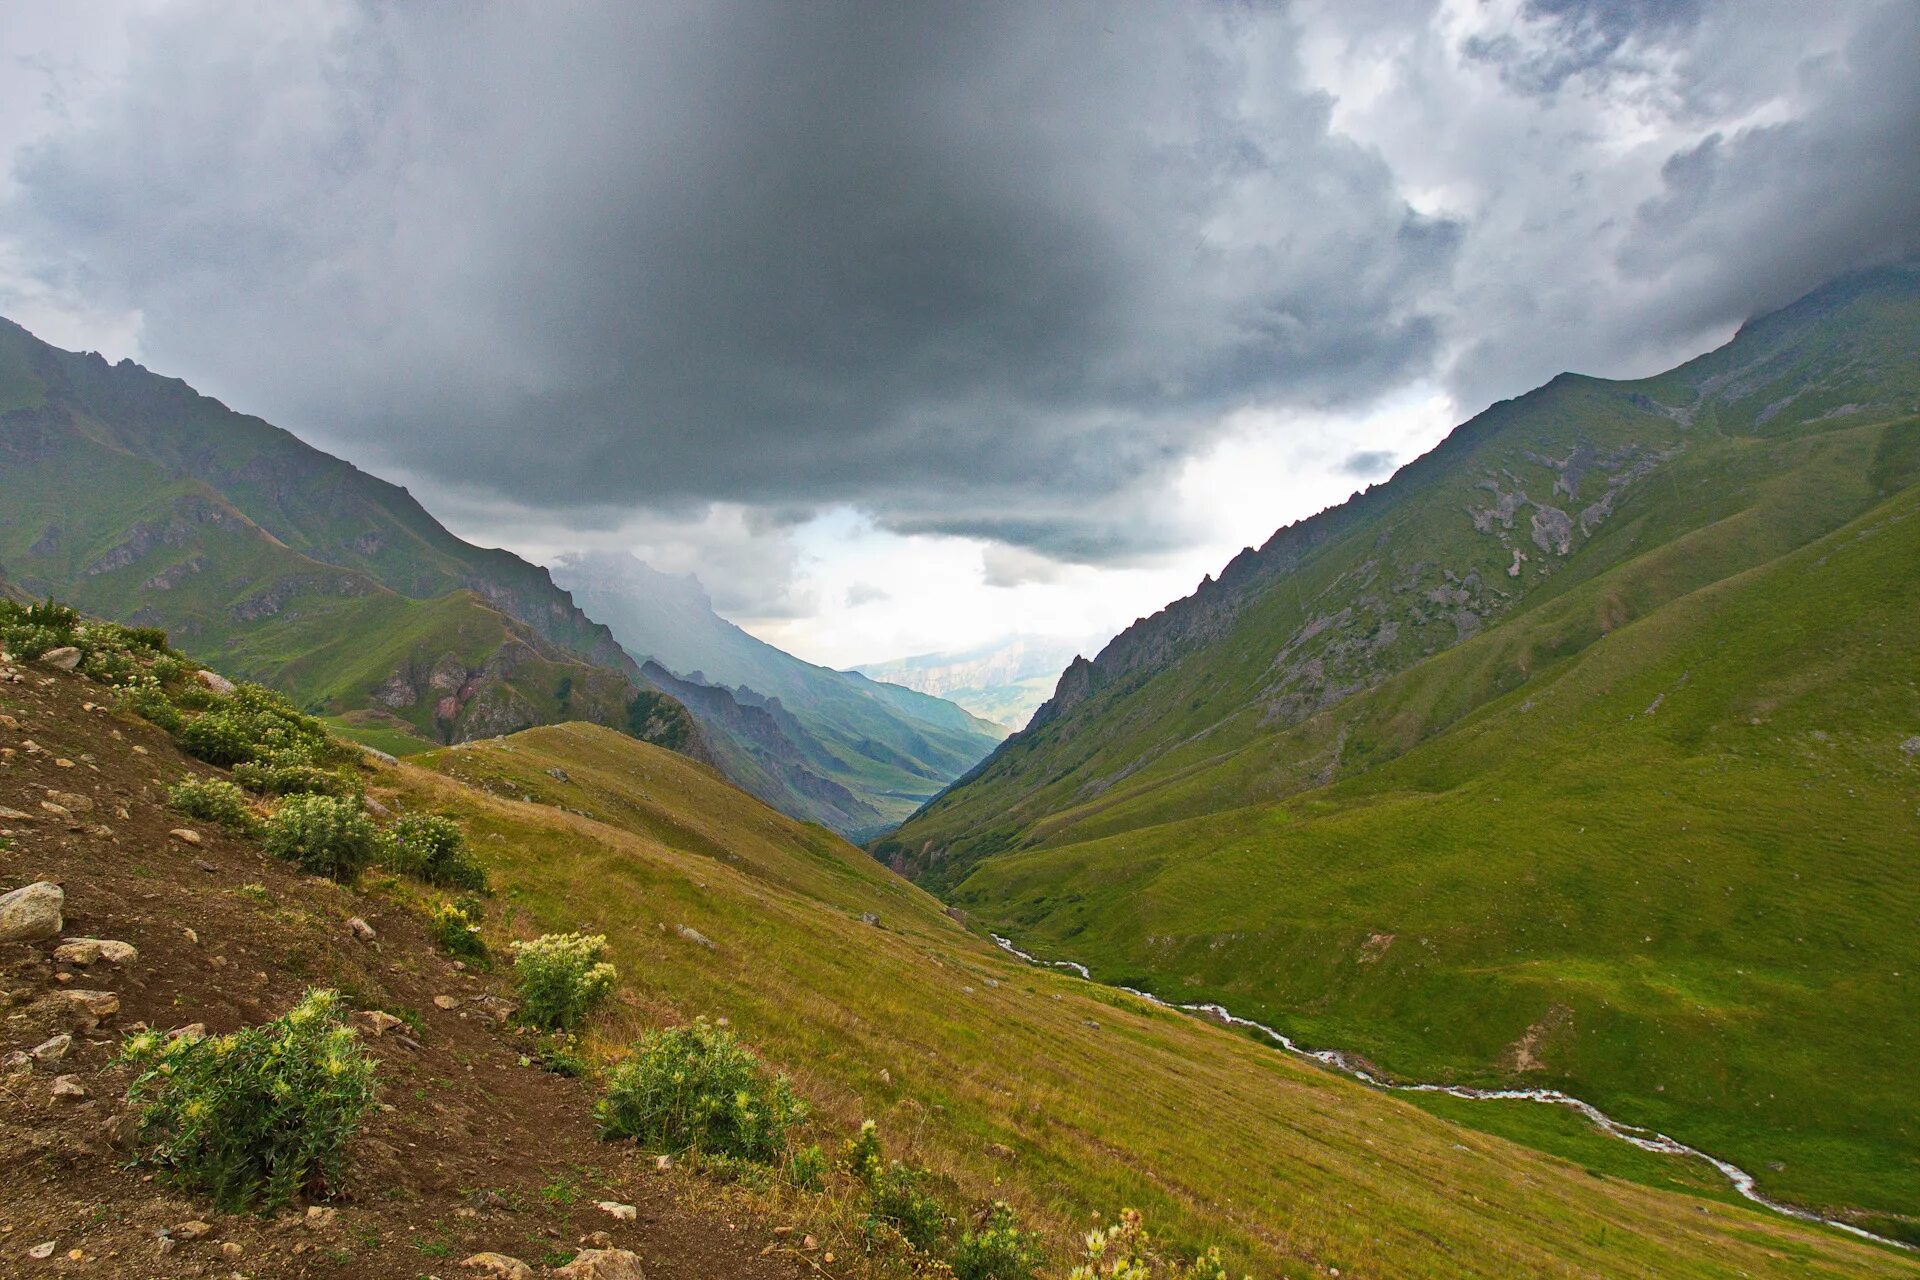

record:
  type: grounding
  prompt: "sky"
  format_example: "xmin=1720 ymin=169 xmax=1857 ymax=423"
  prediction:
xmin=3 ymin=0 xmax=1916 ymax=669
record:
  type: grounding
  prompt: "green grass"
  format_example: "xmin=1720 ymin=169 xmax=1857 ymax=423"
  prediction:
xmin=375 ymin=722 xmax=1917 ymax=1278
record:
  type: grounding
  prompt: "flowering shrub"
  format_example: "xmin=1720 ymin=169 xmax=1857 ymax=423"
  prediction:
xmin=379 ymin=812 xmax=487 ymax=891
xmin=427 ymin=899 xmax=487 ymax=961
xmin=118 ymin=989 xmax=376 ymax=1211
xmin=261 ymin=794 xmax=380 ymax=881
xmin=1068 ymin=1210 xmax=1235 ymax=1280
xmin=845 ymin=1117 xmax=884 ymax=1185
xmin=510 ymin=931 xmax=617 ymax=1030
xmin=596 ymin=1019 xmax=802 ymax=1162
xmin=167 ymin=778 xmax=255 ymax=833
xmin=951 ymin=1202 xmax=1045 ymax=1280
xmin=866 ymin=1163 xmax=949 ymax=1251
xmin=786 ymin=1141 xmax=828 ymax=1190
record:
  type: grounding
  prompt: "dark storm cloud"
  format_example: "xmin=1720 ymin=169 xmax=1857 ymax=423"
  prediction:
xmin=1338 ymin=449 xmax=1396 ymax=478
xmin=4 ymin=1 xmax=1455 ymax=562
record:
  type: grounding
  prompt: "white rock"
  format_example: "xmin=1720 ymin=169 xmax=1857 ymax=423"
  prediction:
xmin=194 ymin=668 xmax=237 ymax=696
xmin=346 ymin=917 xmax=377 ymax=942
xmin=595 ymin=1200 xmax=637 ymax=1221
xmin=554 ymin=1249 xmax=648 ymax=1279
xmin=462 ymin=1254 xmax=535 ymax=1280
xmin=40 ymin=646 xmax=82 ymax=670
xmin=30 ymin=1034 xmax=71 ymax=1062
xmin=0 ymin=881 xmax=64 ymax=943
xmin=169 ymin=828 xmax=202 ymax=846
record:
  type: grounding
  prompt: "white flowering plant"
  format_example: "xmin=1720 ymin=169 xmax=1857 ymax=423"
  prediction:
xmin=510 ymin=930 xmax=617 ymax=1030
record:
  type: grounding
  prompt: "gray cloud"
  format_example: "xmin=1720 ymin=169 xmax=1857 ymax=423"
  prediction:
xmin=4 ymin=0 xmax=1916 ymax=619
xmin=1338 ymin=449 xmax=1396 ymax=478
xmin=4 ymin=1 xmax=1455 ymax=565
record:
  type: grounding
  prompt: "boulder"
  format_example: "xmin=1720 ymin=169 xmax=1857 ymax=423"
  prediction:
xmin=41 ymin=646 xmax=82 ymax=670
xmin=30 ymin=1034 xmax=72 ymax=1063
xmin=462 ymin=1255 xmax=535 ymax=1280
xmin=169 ymin=828 xmax=202 ymax=846
xmin=54 ymin=938 xmax=138 ymax=967
xmin=49 ymin=1074 xmax=88 ymax=1102
xmin=553 ymin=1249 xmax=648 ymax=1280
xmin=595 ymin=1201 xmax=637 ymax=1222
xmin=0 ymin=881 xmax=64 ymax=943
xmin=346 ymin=917 xmax=377 ymax=942
xmin=193 ymin=668 xmax=236 ymax=696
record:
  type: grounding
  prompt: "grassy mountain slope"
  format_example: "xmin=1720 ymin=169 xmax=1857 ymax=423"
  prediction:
xmin=880 ymin=265 xmax=1920 ymax=1228
xmin=555 ymin=552 xmax=1006 ymax=830
xmin=379 ymin=721 xmax=1914 ymax=1279
xmin=0 ymin=318 xmax=700 ymax=756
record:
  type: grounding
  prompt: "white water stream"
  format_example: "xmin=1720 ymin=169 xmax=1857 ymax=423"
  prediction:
xmin=989 ymin=933 xmax=1910 ymax=1252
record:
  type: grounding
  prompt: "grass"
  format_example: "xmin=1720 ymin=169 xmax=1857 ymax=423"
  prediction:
xmin=882 ymin=268 xmax=1920 ymax=1235
xmin=946 ymin=482 xmax=1920 ymax=1227
xmin=366 ymin=722 xmax=1917 ymax=1277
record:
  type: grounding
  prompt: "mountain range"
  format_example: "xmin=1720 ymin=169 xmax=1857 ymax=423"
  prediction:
xmin=880 ymin=262 xmax=1920 ymax=1236
xmin=855 ymin=634 xmax=1094 ymax=729
xmin=0 ymin=317 xmax=999 ymax=833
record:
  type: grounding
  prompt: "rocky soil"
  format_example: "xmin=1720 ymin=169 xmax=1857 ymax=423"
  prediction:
xmin=0 ymin=661 xmax=803 ymax=1279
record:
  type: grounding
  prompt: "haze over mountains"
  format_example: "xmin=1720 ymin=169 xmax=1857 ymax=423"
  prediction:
xmin=856 ymin=635 xmax=1094 ymax=730
xmin=882 ymin=262 xmax=1920 ymax=1236
xmin=0 ymin=317 xmax=1001 ymax=835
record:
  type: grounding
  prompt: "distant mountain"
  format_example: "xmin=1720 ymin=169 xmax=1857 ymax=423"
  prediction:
xmin=0 ymin=318 xmax=706 ymax=755
xmin=881 ymin=264 xmax=1920 ymax=1231
xmin=857 ymin=635 xmax=1093 ymax=729
xmin=553 ymin=552 xmax=1007 ymax=832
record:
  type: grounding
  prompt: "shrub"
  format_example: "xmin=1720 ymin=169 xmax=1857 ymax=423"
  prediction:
xmin=528 ymin=1031 xmax=590 ymax=1079
xmin=786 ymin=1142 xmax=827 ymax=1191
xmin=118 ymin=681 xmax=184 ymax=733
xmin=118 ymin=989 xmax=376 ymax=1212
xmin=1068 ymin=1210 xmax=1235 ymax=1280
xmin=0 ymin=599 xmax=78 ymax=659
xmin=596 ymin=1018 xmax=803 ymax=1162
xmin=427 ymin=900 xmax=487 ymax=962
xmin=845 ymin=1117 xmax=883 ymax=1186
xmin=179 ymin=711 xmax=255 ymax=767
xmin=510 ymin=932 xmax=616 ymax=1031
xmin=379 ymin=812 xmax=486 ymax=891
xmin=867 ymin=1163 xmax=948 ymax=1252
xmin=261 ymin=794 xmax=379 ymax=881
xmin=167 ymin=778 xmax=255 ymax=832
xmin=952 ymin=1202 xmax=1045 ymax=1280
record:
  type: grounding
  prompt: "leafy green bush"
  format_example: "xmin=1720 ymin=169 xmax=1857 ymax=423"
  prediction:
xmin=0 ymin=599 xmax=79 ymax=658
xmin=596 ymin=1019 xmax=803 ymax=1162
xmin=118 ymin=680 xmax=184 ymax=733
xmin=510 ymin=932 xmax=617 ymax=1031
xmin=845 ymin=1117 xmax=883 ymax=1185
xmin=379 ymin=812 xmax=486 ymax=891
xmin=167 ymin=778 xmax=255 ymax=832
xmin=1067 ymin=1210 xmax=1234 ymax=1280
xmin=528 ymin=1031 xmax=590 ymax=1078
xmin=118 ymin=989 xmax=376 ymax=1212
xmin=427 ymin=900 xmax=487 ymax=961
xmin=952 ymin=1202 xmax=1045 ymax=1280
xmin=178 ymin=682 xmax=349 ymax=772
xmin=867 ymin=1163 xmax=949 ymax=1252
xmin=786 ymin=1142 xmax=827 ymax=1191
xmin=260 ymin=794 xmax=379 ymax=881
xmin=233 ymin=756 xmax=359 ymax=798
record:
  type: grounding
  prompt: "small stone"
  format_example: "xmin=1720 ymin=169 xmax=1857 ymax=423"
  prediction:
xmin=41 ymin=646 xmax=82 ymax=670
xmin=462 ymin=1253 xmax=535 ymax=1280
xmin=43 ymin=790 xmax=93 ymax=813
xmin=654 ymin=1154 xmax=672 ymax=1171
xmin=673 ymin=923 xmax=715 ymax=949
xmin=433 ymin=994 xmax=461 ymax=1010
xmin=175 ymin=1220 xmax=213 ymax=1240
xmin=220 ymin=1241 xmax=244 ymax=1261
xmin=195 ymin=860 xmax=217 ymax=874
xmin=346 ymin=917 xmax=377 ymax=942
xmin=350 ymin=1010 xmax=405 ymax=1036
xmin=170 ymin=828 xmax=203 ymax=846
xmin=62 ymin=989 xmax=121 ymax=1020
xmin=170 ymin=1022 xmax=209 ymax=1043
xmin=553 ymin=1248 xmax=648 ymax=1279
xmin=304 ymin=1206 xmax=337 ymax=1229
xmin=54 ymin=938 xmax=138 ymax=967
xmin=49 ymin=1074 xmax=88 ymax=1101
xmin=3 ymin=1049 xmax=30 ymax=1074
xmin=595 ymin=1200 xmax=637 ymax=1222
xmin=39 ymin=801 xmax=72 ymax=820
xmin=30 ymin=1034 xmax=72 ymax=1062
xmin=0 ymin=881 xmax=65 ymax=943
xmin=27 ymin=1241 xmax=56 ymax=1259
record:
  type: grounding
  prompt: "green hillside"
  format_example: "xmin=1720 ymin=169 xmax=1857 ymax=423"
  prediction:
xmin=378 ymin=722 xmax=1914 ymax=1279
xmin=555 ymin=552 xmax=1006 ymax=831
xmin=880 ymin=265 xmax=1920 ymax=1234
xmin=0 ymin=319 xmax=693 ymax=754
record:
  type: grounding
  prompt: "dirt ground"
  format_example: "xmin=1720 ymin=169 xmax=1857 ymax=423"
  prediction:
xmin=0 ymin=663 xmax=807 ymax=1279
